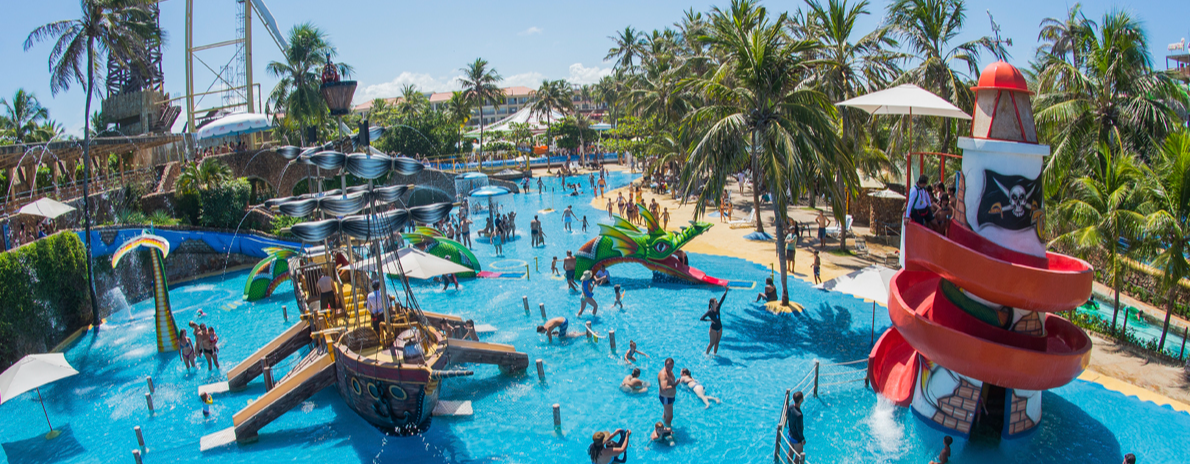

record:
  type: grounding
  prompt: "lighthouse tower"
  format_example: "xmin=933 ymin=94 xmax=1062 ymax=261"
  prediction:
xmin=870 ymin=61 xmax=1094 ymax=441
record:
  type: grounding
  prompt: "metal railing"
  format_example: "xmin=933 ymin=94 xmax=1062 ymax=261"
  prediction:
xmin=1 ymin=167 xmax=157 ymax=216
xmin=774 ymin=358 xmax=869 ymax=464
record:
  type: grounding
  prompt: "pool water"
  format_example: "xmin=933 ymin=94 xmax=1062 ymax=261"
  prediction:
xmin=1078 ymin=297 xmax=1187 ymax=355
xmin=2 ymin=171 xmax=1189 ymax=463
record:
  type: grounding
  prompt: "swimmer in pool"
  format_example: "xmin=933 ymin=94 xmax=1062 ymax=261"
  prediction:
xmin=650 ymin=421 xmax=675 ymax=446
xmin=536 ymin=316 xmax=571 ymax=343
xmin=623 ymin=340 xmax=649 ymax=363
xmin=679 ymin=368 xmax=722 ymax=408
xmin=613 ymin=284 xmax=625 ymax=309
xmin=621 ymin=367 xmax=650 ymax=393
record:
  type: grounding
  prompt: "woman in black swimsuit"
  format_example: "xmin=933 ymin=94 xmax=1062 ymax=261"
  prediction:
xmin=701 ymin=288 xmax=728 ymax=355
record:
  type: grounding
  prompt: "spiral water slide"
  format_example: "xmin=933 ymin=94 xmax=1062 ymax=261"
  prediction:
xmin=869 ymin=221 xmax=1094 ymax=405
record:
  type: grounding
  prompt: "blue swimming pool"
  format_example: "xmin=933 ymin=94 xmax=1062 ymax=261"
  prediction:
xmin=1 ymin=171 xmax=1188 ymax=463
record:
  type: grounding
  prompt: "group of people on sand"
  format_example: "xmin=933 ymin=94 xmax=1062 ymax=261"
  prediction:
xmin=179 ymin=320 xmax=220 ymax=370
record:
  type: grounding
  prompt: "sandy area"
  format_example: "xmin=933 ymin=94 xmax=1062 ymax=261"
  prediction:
xmin=530 ymin=162 xmax=1189 ymax=411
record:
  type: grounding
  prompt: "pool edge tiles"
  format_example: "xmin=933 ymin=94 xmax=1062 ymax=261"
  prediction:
xmin=1078 ymin=369 xmax=1190 ymax=414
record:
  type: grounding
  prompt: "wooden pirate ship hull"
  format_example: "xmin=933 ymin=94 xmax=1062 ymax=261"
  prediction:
xmin=332 ymin=342 xmax=445 ymax=435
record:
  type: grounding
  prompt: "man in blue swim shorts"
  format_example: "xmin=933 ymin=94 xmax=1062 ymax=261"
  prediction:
xmin=537 ymin=316 xmax=570 ymax=343
xmin=658 ymin=358 xmax=677 ymax=427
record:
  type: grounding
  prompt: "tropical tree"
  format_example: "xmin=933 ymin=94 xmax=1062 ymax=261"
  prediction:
xmin=803 ymin=0 xmax=902 ymax=250
xmin=266 ymin=22 xmax=350 ymax=144
xmin=1034 ymin=10 xmax=1188 ymax=198
xmin=1136 ymin=130 xmax=1190 ymax=349
xmin=680 ymin=0 xmax=842 ymax=306
xmin=443 ymin=91 xmax=473 ymax=158
xmin=605 ymin=26 xmax=648 ymax=71
xmin=25 ymin=0 xmax=162 ymax=324
xmin=1050 ymin=139 xmax=1144 ymax=332
xmin=1037 ymin=3 xmax=1096 ymax=68
xmin=886 ymin=0 xmax=989 ymax=153
xmin=531 ymin=79 xmax=574 ymax=169
xmin=459 ymin=58 xmax=504 ymax=170
xmin=396 ymin=84 xmax=429 ymax=118
xmin=508 ymin=121 xmax=534 ymax=169
xmin=175 ymin=158 xmax=235 ymax=194
xmin=0 ymin=89 xmax=50 ymax=144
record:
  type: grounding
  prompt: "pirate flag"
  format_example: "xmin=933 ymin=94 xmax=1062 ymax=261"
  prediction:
xmin=976 ymin=170 xmax=1042 ymax=232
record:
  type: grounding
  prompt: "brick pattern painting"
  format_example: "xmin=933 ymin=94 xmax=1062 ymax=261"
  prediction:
xmin=1007 ymin=392 xmax=1037 ymax=435
xmin=929 ymin=379 xmax=980 ymax=434
xmin=1011 ymin=311 xmax=1044 ymax=337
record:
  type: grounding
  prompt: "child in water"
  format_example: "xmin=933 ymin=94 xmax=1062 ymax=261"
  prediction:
xmin=613 ymin=284 xmax=625 ymax=309
xmin=551 ymin=257 xmax=560 ymax=276
xmin=582 ymin=216 xmax=589 ymax=232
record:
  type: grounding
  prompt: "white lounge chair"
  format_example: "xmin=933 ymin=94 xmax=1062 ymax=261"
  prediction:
xmin=728 ymin=209 xmax=756 ymax=229
xmin=825 ymin=214 xmax=854 ymax=238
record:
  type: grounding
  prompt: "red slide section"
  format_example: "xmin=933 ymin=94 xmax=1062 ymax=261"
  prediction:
xmin=650 ymin=255 xmax=730 ymax=287
xmin=904 ymin=221 xmax=1093 ymax=312
xmin=868 ymin=328 xmax=918 ymax=407
xmin=889 ymin=270 xmax=1091 ymax=390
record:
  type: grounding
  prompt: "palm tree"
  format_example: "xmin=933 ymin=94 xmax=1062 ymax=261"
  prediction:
xmin=25 ymin=0 xmax=161 ymax=325
xmin=266 ymin=22 xmax=349 ymax=144
xmin=680 ymin=0 xmax=842 ymax=306
xmin=175 ymin=158 xmax=235 ymax=195
xmin=444 ymin=91 xmax=473 ymax=159
xmin=367 ymin=98 xmax=393 ymax=124
xmin=396 ymin=84 xmax=428 ymax=118
xmin=1050 ymin=139 xmax=1144 ymax=333
xmin=0 ymin=89 xmax=50 ymax=144
xmin=1038 ymin=3 xmax=1096 ymax=68
xmin=1034 ymin=11 xmax=1188 ymax=198
xmin=531 ymin=79 xmax=574 ymax=169
xmin=459 ymin=58 xmax=504 ymax=170
xmin=605 ymin=26 xmax=648 ymax=72
xmin=1136 ymin=129 xmax=1190 ymax=350
xmin=804 ymin=0 xmax=902 ymax=251
xmin=886 ymin=0 xmax=988 ymax=153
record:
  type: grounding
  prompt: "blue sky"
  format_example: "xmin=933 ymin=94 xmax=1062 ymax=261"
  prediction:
xmin=2 ymin=0 xmax=1188 ymax=136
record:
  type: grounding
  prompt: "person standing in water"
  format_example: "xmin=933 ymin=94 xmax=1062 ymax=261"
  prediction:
xmin=785 ymin=391 xmax=806 ymax=463
xmin=578 ymin=270 xmax=599 ymax=316
xmin=562 ymin=205 xmax=576 ymax=232
xmin=658 ymin=358 xmax=677 ymax=427
xmin=701 ymin=288 xmax=728 ymax=355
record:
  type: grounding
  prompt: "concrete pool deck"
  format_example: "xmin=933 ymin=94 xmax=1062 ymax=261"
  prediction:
xmin=534 ymin=162 xmax=1190 ymax=414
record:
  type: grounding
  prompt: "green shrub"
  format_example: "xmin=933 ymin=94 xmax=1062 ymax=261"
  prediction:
xmin=174 ymin=191 xmax=201 ymax=225
xmin=0 ymin=232 xmax=90 ymax=369
xmin=199 ymin=178 xmax=250 ymax=229
xmin=270 ymin=215 xmax=302 ymax=238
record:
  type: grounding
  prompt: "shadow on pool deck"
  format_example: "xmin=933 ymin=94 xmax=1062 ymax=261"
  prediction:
xmin=726 ymin=301 xmax=883 ymax=364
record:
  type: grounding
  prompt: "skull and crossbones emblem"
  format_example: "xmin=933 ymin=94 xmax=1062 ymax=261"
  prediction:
xmin=994 ymin=179 xmax=1035 ymax=218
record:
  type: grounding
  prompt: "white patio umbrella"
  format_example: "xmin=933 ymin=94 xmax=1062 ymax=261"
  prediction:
xmin=196 ymin=113 xmax=271 ymax=140
xmin=18 ymin=198 xmax=75 ymax=219
xmin=816 ymin=265 xmax=897 ymax=347
xmin=345 ymin=247 xmax=473 ymax=279
xmin=836 ymin=84 xmax=971 ymax=191
xmin=0 ymin=353 xmax=79 ymax=439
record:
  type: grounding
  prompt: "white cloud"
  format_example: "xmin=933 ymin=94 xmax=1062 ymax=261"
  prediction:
xmin=518 ymin=27 xmax=543 ymax=36
xmin=567 ymin=63 xmax=614 ymax=85
xmin=502 ymin=71 xmax=548 ymax=89
xmin=360 ymin=72 xmax=463 ymax=100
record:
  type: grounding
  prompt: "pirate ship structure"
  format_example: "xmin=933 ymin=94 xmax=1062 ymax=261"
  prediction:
xmin=217 ymin=77 xmax=528 ymax=444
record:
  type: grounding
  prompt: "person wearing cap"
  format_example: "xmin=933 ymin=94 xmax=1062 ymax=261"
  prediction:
xmin=365 ymin=280 xmax=390 ymax=335
xmin=906 ymin=175 xmax=934 ymax=226
xmin=588 ymin=429 xmax=631 ymax=463
xmin=578 ymin=270 xmax=599 ymax=316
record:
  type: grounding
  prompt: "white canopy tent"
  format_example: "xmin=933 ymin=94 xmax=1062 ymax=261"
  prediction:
xmin=469 ymin=106 xmax=566 ymax=137
xmin=344 ymin=247 xmax=473 ymax=279
xmin=196 ymin=113 xmax=271 ymax=140
xmin=816 ymin=265 xmax=896 ymax=306
xmin=19 ymin=198 xmax=75 ymax=219
xmin=0 ymin=353 xmax=79 ymax=438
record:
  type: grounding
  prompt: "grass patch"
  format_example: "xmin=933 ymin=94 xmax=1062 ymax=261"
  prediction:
xmin=828 ymin=249 xmax=855 ymax=257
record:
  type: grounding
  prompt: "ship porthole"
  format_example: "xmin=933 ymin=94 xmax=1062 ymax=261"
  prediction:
xmin=389 ymin=385 xmax=408 ymax=400
xmin=351 ymin=377 xmax=362 ymax=396
xmin=368 ymin=382 xmax=382 ymax=400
